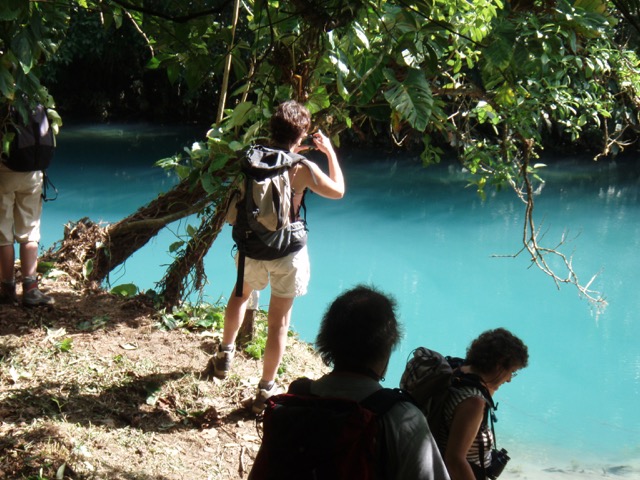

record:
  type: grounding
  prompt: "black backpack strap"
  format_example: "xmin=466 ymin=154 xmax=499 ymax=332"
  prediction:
xmin=361 ymin=388 xmax=410 ymax=480
xmin=285 ymin=379 xmax=409 ymax=414
xmin=235 ymin=250 xmax=245 ymax=297
xmin=42 ymin=170 xmax=58 ymax=202
xmin=360 ymin=388 xmax=410 ymax=415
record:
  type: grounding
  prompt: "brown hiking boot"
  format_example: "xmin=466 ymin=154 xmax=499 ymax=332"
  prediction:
xmin=0 ymin=281 xmax=18 ymax=305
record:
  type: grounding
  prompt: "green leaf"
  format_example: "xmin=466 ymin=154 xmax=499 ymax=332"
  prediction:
xmin=11 ymin=32 xmax=35 ymax=74
xmin=169 ymin=241 xmax=185 ymax=253
xmin=306 ymin=86 xmax=331 ymax=114
xmin=228 ymin=102 xmax=255 ymax=128
xmin=167 ymin=63 xmax=180 ymax=85
xmin=383 ymin=68 xmax=433 ymax=131
xmin=574 ymin=0 xmax=607 ymax=14
xmin=482 ymin=30 xmax=514 ymax=71
xmin=200 ymin=172 xmax=217 ymax=194
xmin=0 ymin=68 xmax=16 ymax=100
xmin=110 ymin=283 xmax=139 ymax=298
xmin=82 ymin=259 xmax=93 ymax=279
xmin=356 ymin=58 xmax=385 ymax=105
xmin=56 ymin=338 xmax=73 ymax=353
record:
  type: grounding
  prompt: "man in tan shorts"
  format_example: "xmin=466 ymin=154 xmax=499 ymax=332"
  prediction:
xmin=0 ymin=162 xmax=54 ymax=306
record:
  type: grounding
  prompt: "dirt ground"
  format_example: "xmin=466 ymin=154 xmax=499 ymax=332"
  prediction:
xmin=0 ymin=275 xmax=328 ymax=480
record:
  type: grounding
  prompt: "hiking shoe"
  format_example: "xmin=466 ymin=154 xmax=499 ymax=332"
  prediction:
xmin=0 ymin=281 xmax=18 ymax=305
xmin=22 ymin=287 xmax=55 ymax=307
xmin=249 ymin=383 xmax=281 ymax=414
xmin=209 ymin=346 xmax=234 ymax=379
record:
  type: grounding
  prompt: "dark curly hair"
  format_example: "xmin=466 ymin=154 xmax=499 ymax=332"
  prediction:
xmin=466 ymin=327 xmax=529 ymax=374
xmin=315 ymin=285 xmax=403 ymax=370
xmin=270 ymin=100 xmax=311 ymax=147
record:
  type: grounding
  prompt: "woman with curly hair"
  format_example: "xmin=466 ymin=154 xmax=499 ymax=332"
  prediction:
xmin=442 ymin=328 xmax=529 ymax=480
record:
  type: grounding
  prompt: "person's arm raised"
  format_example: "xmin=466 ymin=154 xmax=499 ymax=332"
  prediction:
xmin=293 ymin=130 xmax=345 ymax=199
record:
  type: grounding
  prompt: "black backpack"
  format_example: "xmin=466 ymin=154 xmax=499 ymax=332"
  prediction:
xmin=228 ymin=145 xmax=309 ymax=296
xmin=3 ymin=104 xmax=57 ymax=201
xmin=5 ymin=104 xmax=55 ymax=172
xmin=249 ymin=378 xmax=409 ymax=480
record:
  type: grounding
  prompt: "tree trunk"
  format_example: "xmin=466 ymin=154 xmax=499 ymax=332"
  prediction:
xmin=45 ymin=157 xmax=238 ymax=295
xmin=157 ymin=189 xmax=233 ymax=308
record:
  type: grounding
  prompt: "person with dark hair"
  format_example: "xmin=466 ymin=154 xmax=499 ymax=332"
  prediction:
xmin=440 ymin=328 xmax=529 ymax=480
xmin=210 ymin=100 xmax=345 ymax=413
xmin=305 ymin=285 xmax=450 ymax=479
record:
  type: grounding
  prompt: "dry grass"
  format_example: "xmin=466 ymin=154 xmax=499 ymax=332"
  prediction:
xmin=0 ymin=275 xmax=328 ymax=479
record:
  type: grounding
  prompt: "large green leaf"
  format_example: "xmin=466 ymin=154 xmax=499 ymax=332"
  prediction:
xmin=354 ymin=55 xmax=385 ymax=105
xmin=11 ymin=32 xmax=35 ymax=74
xmin=0 ymin=68 xmax=16 ymax=100
xmin=0 ymin=0 xmax=22 ymax=21
xmin=482 ymin=21 xmax=516 ymax=72
xmin=228 ymin=101 xmax=256 ymax=128
xmin=383 ymin=67 xmax=433 ymax=131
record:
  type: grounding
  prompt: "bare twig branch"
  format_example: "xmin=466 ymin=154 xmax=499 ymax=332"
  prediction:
xmin=494 ymin=137 xmax=608 ymax=314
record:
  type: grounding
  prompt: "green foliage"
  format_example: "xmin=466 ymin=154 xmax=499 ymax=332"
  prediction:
xmin=244 ymin=318 xmax=268 ymax=360
xmin=0 ymin=0 xmax=65 ymax=147
xmin=5 ymin=0 xmax=640 ymax=183
xmin=55 ymin=337 xmax=73 ymax=353
xmin=157 ymin=302 xmax=225 ymax=331
xmin=3 ymin=0 xmax=640 ymax=304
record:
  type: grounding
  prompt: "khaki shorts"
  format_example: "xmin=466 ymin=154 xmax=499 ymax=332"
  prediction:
xmin=0 ymin=163 xmax=43 ymax=245
xmin=241 ymin=246 xmax=310 ymax=298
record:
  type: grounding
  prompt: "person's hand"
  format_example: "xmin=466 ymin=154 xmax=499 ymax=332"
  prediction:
xmin=311 ymin=130 xmax=334 ymax=156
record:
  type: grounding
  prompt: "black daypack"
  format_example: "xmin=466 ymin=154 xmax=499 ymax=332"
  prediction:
xmin=6 ymin=104 xmax=55 ymax=172
xmin=3 ymin=104 xmax=58 ymax=201
xmin=229 ymin=145 xmax=309 ymax=296
xmin=249 ymin=378 xmax=409 ymax=480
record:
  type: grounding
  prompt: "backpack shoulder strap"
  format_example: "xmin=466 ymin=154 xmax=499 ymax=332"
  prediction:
xmin=451 ymin=370 xmax=497 ymax=441
xmin=285 ymin=379 xmax=409 ymax=415
xmin=360 ymin=388 xmax=412 ymax=415
xmin=451 ymin=370 xmax=494 ymax=409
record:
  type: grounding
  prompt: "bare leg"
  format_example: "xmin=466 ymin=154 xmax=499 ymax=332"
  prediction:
xmin=19 ymin=241 xmax=39 ymax=278
xmin=0 ymin=244 xmax=15 ymax=282
xmin=222 ymin=281 xmax=254 ymax=346
xmin=261 ymin=294 xmax=294 ymax=384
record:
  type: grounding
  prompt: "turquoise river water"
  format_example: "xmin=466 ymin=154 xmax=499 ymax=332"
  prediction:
xmin=40 ymin=124 xmax=640 ymax=478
